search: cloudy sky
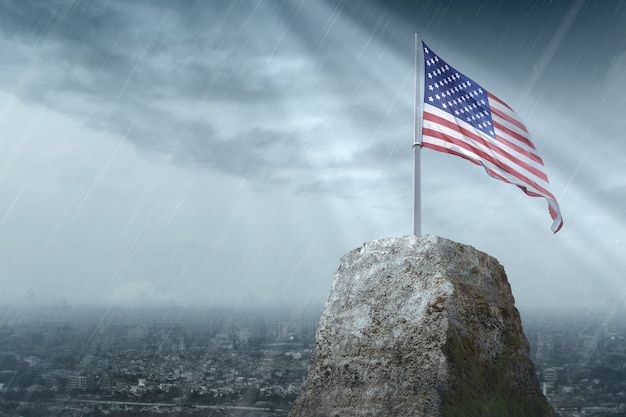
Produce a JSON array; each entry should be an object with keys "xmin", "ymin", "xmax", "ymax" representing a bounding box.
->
[{"xmin": 0, "ymin": 0, "xmax": 624, "ymax": 311}]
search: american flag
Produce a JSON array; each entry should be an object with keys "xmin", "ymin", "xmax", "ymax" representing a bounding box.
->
[{"xmin": 419, "ymin": 41, "xmax": 563, "ymax": 233}]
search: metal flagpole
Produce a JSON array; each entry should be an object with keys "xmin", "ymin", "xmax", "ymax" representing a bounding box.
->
[{"xmin": 413, "ymin": 32, "xmax": 423, "ymax": 236}]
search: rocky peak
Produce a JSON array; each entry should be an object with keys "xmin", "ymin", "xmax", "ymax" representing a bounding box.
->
[{"xmin": 289, "ymin": 235, "xmax": 553, "ymax": 417}]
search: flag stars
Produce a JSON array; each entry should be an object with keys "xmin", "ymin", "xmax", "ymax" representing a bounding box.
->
[{"xmin": 424, "ymin": 47, "xmax": 492, "ymax": 135}]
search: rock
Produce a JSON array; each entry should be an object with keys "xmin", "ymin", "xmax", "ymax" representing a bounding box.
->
[{"xmin": 289, "ymin": 235, "xmax": 554, "ymax": 417}]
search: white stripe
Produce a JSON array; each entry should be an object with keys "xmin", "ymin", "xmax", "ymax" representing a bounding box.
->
[
  {"xmin": 492, "ymin": 114, "xmax": 533, "ymax": 148},
  {"xmin": 493, "ymin": 121, "xmax": 538, "ymax": 158},
  {"xmin": 488, "ymin": 97, "xmax": 526, "ymax": 129},
  {"xmin": 423, "ymin": 104, "xmax": 548, "ymax": 184},
  {"xmin": 488, "ymin": 98, "xmax": 533, "ymax": 143},
  {"xmin": 423, "ymin": 134, "xmax": 549, "ymax": 198}
]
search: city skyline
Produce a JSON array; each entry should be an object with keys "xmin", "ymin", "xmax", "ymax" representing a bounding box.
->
[{"xmin": 0, "ymin": 304, "xmax": 624, "ymax": 417}]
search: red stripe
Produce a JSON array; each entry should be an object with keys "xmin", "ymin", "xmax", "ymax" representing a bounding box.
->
[
  {"xmin": 423, "ymin": 112, "xmax": 548, "ymax": 182},
  {"xmin": 485, "ymin": 168, "xmax": 544, "ymax": 198},
  {"xmin": 549, "ymin": 205, "xmax": 563, "ymax": 233},
  {"xmin": 421, "ymin": 142, "xmax": 482, "ymax": 168},
  {"xmin": 422, "ymin": 126, "xmax": 555, "ymax": 199},
  {"xmin": 493, "ymin": 119, "xmax": 538, "ymax": 153},
  {"xmin": 487, "ymin": 98, "xmax": 563, "ymax": 231},
  {"xmin": 487, "ymin": 92, "xmax": 529, "ymax": 134},
  {"xmin": 490, "ymin": 105, "xmax": 530, "ymax": 137},
  {"xmin": 424, "ymin": 142, "xmax": 563, "ymax": 208},
  {"xmin": 487, "ymin": 92, "xmax": 514, "ymax": 112},
  {"xmin": 424, "ymin": 138, "xmax": 555, "ymax": 202},
  {"xmin": 485, "ymin": 167, "xmax": 512, "ymax": 184}
]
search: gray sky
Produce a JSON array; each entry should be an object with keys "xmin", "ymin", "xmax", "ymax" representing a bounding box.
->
[{"xmin": 0, "ymin": 0, "xmax": 624, "ymax": 311}]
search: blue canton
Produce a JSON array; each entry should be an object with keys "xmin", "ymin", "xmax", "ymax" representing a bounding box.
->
[{"xmin": 423, "ymin": 42, "xmax": 495, "ymax": 138}]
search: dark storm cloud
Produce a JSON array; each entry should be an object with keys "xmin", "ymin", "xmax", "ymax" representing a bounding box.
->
[
  {"xmin": 172, "ymin": 127, "xmax": 313, "ymax": 180},
  {"xmin": 0, "ymin": 1, "xmax": 129, "ymax": 73},
  {"xmin": 361, "ymin": 0, "xmax": 626, "ymax": 87},
  {"xmin": 0, "ymin": 1, "xmax": 328, "ymax": 185},
  {"xmin": 81, "ymin": 101, "xmax": 315, "ymax": 182},
  {"xmin": 2, "ymin": 0, "xmax": 624, "ymax": 206},
  {"xmin": 0, "ymin": 0, "xmax": 423, "ymax": 196},
  {"xmin": 1, "ymin": 0, "xmax": 625, "ymax": 309},
  {"xmin": 0, "ymin": 0, "xmax": 626, "ymax": 203},
  {"xmin": 0, "ymin": 0, "xmax": 288, "ymax": 102}
]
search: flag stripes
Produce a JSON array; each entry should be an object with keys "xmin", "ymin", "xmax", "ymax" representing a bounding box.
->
[
  {"xmin": 419, "ymin": 41, "xmax": 563, "ymax": 233},
  {"xmin": 422, "ymin": 109, "xmax": 548, "ymax": 182}
]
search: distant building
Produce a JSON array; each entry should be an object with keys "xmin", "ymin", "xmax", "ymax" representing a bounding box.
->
[
  {"xmin": 237, "ymin": 329, "xmax": 252, "ymax": 342},
  {"xmin": 68, "ymin": 375, "xmax": 88, "ymax": 390},
  {"xmin": 68, "ymin": 374, "xmax": 96, "ymax": 391},
  {"xmin": 23, "ymin": 355, "xmax": 42, "ymax": 368},
  {"xmin": 97, "ymin": 373, "xmax": 111, "ymax": 392},
  {"xmin": 543, "ymin": 368, "xmax": 558, "ymax": 393}
]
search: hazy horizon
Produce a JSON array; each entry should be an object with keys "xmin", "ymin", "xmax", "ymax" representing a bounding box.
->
[{"xmin": 2, "ymin": 296, "xmax": 625, "ymax": 318}]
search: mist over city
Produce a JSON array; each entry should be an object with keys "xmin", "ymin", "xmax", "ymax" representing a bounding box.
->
[{"xmin": 1, "ymin": 1, "xmax": 625, "ymax": 416}]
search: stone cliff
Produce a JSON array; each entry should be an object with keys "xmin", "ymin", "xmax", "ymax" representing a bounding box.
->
[{"xmin": 289, "ymin": 235, "xmax": 553, "ymax": 417}]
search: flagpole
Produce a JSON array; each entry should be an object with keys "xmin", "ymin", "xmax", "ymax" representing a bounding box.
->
[{"xmin": 413, "ymin": 32, "xmax": 423, "ymax": 236}]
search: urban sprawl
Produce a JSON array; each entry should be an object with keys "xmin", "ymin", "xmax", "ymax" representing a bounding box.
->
[{"xmin": 0, "ymin": 306, "xmax": 625, "ymax": 417}]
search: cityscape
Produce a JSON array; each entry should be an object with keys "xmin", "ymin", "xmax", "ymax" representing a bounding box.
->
[
  {"xmin": 0, "ymin": 305, "xmax": 624, "ymax": 417},
  {"xmin": 523, "ymin": 308, "xmax": 626, "ymax": 417}
]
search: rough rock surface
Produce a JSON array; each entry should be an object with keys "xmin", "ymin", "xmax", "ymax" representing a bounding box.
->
[{"xmin": 289, "ymin": 235, "xmax": 553, "ymax": 417}]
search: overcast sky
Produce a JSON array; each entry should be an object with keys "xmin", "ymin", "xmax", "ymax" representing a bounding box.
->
[{"xmin": 0, "ymin": 0, "xmax": 624, "ymax": 312}]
